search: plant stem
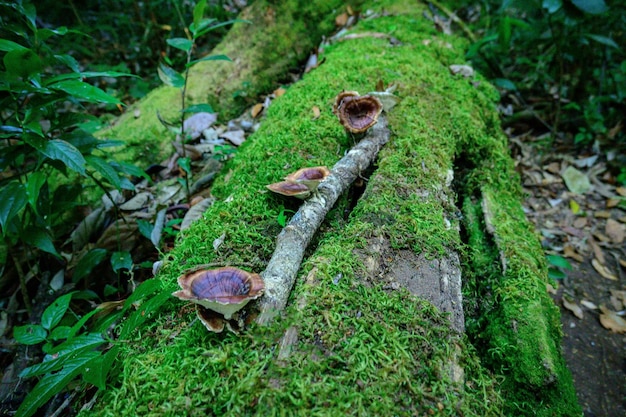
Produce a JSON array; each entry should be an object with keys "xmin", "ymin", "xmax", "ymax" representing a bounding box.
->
[
  {"xmin": 11, "ymin": 248, "xmax": 32, "ymax": 314},
  {"xmin": 178, "ymin": 46, "xmax": 193, "ymax": 203}
]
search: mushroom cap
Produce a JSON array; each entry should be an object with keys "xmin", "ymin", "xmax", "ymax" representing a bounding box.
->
[
  {"xmin": 196, "ymin": 305, "xmax": 226, "ymax": 333},
  {"xmin": 333, "ymin": 91, "xmax": 383, "ymax": 134},
  {"xmin": 284, "ymin": 166, "xmax": 330, "ymax": 190},
  {"xmin": 266, "ymin": 181, "xmax": 312, "ymax": 199},
  {"xmin": 172, "ymin": 267, "xmax": 264, "ymax": 319}
]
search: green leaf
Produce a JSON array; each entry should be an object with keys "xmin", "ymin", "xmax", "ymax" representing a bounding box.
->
[
  {"xmin": 177, "ymin": 157, "xmax": 192, "ymax": 175},
  {"xmin": 542, "ymin": 0, "xmax": 562, "ymax": 13},
  {"xmin": 111, "ymin": 161, "xmax": 150, "ymax": 182},
  {"xmin": 47, "ymin": 332, "xmax": 105, "ymax": 356},
  {"xmin": 49, "ymin": 79, "xmax": 122, "ymax": 105},
  {"xmin": 41, "ymin": 293, "xmax": 74, "ymax": 330},
  {"xmin": 192, "ymin": 19, "xmax": 250, "ymax": 39},
  {"xmin": 37, "ymin": 26, "xmax": 68, "ymax": 41},
  {"xmin": 136, "ymin": 219, "xmax": 154, "ymax": 240},
  {"xmin": 45, "ymin": 71, "xmax": 136, "ymax": 86},
  {"xmin": 73, "ymin": 248, "xmax": 108, "ymax": 283},
  {"xmin": 0, "ymin": 39, "xmax": 28, "ymax": 52},
  {"xmin": 120, "ymin": 288, "xmax": 171, "ymax": 339},
  {"xmin": 111, "ymin": 251, "xmax": 133, "ymax": 272},
  {"xmin": 123, "ymin": 278, "xmax": 163, "ymax": 311},
  {"xmin": 22, "ymin": 227, "xmax": 61, "ymax": 259},
  {"xmin": 193, "ymin": 0, "xmax": 208, "ymax": 32},
  {"xmin": 157, "ymin": 62, "xmax": 185, "ymax": 88},
  {"xmin": 584, "ymin": 34, "xmax": 619, "ymax": 48},
  {"xmin": 83, "ymin": 345, "xmax": 119, "ymax": 390},
  {"xmin": 68, "ymin": 307, "xmax": 103, "ymax": 339},
  {"xmin": 54, "ymin": 54, "xmax": 81, "ymax": 72},
  {"xmin": 19, "ymin": 351, "xmax": 69, "ymax": 379},
  {"xmin": 22, "ymin": 3, "xmax": 37, "ymax": 31},
  {"xmin": 493, "ymin": 78, "xmax": 517, "ymax": 91},
  {"xmin": 0, "ymin": 181, "xmax": 28, "ymax": 234},
  {"xmin": 15, "ymin": 350, "xmax": 101, "ymax": 417},
  {"xmin": 42, "ymin": 139, "xmax": 86, "ymax": 175},
  {"xmin": 14, "ymin": 324, "xmax": 47, "ymax": 345},
  {"xmin": 190, "ymin": 17, "xmax": 217, "ymax": 37},
  {"xmin": 85, "ymin": 155, "xmax": 122, "ymax": 189},
  {"xmin": 183, "ymin": 103, "xmax": 214, "ymax": 113},
  {"xmin": 167, "ymin": 37, "xmax": 193, "ymax": 52},
  {"xmin": 546, "ymin": 255, "xmax": 573, "ymax": 270},
  {"xmin": 49, "ymin": 326, "xmax": 72, "ymax": 341},
  {"xmin": 571, "ymin": 0, "xmax": 608, "ymax": 14},
  {"xmin": 188, "ymin": 54, "xmax": 232, "ymax": 67},
  {"xmin": 3, "ymin": 49, "xmax": 42, "ymax": 79},
  {"xmin": 25, "ymin": 172, "xmax": 47, "ymax": 212},
  {"xmin": 548, "ymin": 268, "xmax": 566, "ymax": 280}
]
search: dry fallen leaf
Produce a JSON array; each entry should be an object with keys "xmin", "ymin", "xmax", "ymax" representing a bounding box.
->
[
  {"xmin": 546, "ymin": 282, "xmax": 557, "ymax": 295},
  {"xmin": 616, "ymin": 186, "xmax": 626, "ymax": 197},
  {"xmin": 220, "ymin": 130, "xmax": 246, "ymax": 146},
  {"xmin": 562, "ymin": 166, "xmax": 592, "ymax": 194},
  {"xmin": 562, "ymin": 297, "xmax": 584, "ymax": 319},
  {"xmin": 580, "ymin": 300, "xmax": 598, "ymax": 310},
  {"xmin": 180, "ymin": 197, "xmax": 214, "ymax": 231},
  {"xmin": 273, "ymin": 87, "xmax": 286, "ymax": 98},
  {"xmin": 599, "ymin": 305, "xmax": 626, "ymax": 333},
  {"xmin": 311, "ymin": 106, "xmax": 321, "ymax": 120},
  {"xmin": 251, "ymin": 103, "xmax": 264, "ymax": 118},
  {"xmin": 563, "ymin": 245, "xmax": 584, "ymax": 263},
  {"xmin": 607, "ymin": 198, "xmax": 621, "ymax": 208},
  {"xmin": 594, "ymin": 210, "xmax": 611, "ymax": 218},
  {"xmin": 335, "ymin": 12, "xmax": 348, "ymax": 26},
  {"xmin": 606, "ymin": 218, "xmax": 625, "ymax": 244},
  {"xmin": 573, "ymin": 217, "xmax": 587, "ymax": 229},
  {"xmin": 449, "ymin": 64, "xmax": 474, "ymax": 78},
  {"xmin": 591, "ymin": 258, "xmax": 618, "ymax": 281},
  {"xmin": 588, "ymin": 236, "xmax": 606, "ymax": 264}
]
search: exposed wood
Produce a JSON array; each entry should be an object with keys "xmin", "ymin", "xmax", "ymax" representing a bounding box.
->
[{"xmin": 257, "ymin": 118, "xmax": 390, "ymax": 324}]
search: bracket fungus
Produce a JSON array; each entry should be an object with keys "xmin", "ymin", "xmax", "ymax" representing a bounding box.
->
[
  {"xmin": 333, "ymin": 91, "xmax": 383, "ymax": 134},
  {"xmin": 266, "ymin": 181, "xmax": 312, "ymax": 199},
  {"xmin": 283, "ymin": 166, "xmax": 330, "ymax": 191},
  {"xmin": 266, "ymin": 166, "xmax": 330, "ymax": 199},
  {"xmin": 172, "ymin": 267, "xmax": 264, "ymax": 322}
]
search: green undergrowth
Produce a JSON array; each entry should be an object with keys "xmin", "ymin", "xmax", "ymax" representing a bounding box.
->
[{"xmin": 86, "ymin": 0, "xmax": 579, "ymax": 415}]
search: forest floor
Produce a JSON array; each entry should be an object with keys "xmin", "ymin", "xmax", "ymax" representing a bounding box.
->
[{"xmin": 511, "ymin": 131, "xmax": 626, "ymax": 417}]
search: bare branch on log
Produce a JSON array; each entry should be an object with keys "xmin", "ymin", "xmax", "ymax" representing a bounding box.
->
[{"xmin": 256, "ymin": 117, "xmax": 390, "ymax": 324}]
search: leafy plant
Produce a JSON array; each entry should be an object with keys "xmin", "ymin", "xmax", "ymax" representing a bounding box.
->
[
  {"xmin": 156, "ymin": 0, "xmax": 248, "ymax": 201},
  {"xmin": 546, "ymin": 254, "xmax": 573, "ymax": 280},
  {"xmin": 0, "ymin": 1, "xmax": 142, "ymax": 306},
  {"xmin": 13, "ymin": 279, "xmax": 170, "ymax": 417},
  {"xmin": 462, "ymin": 0, "xmax": 625, "ymax": 148}
]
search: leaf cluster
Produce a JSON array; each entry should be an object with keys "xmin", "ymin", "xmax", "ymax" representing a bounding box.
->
[{"xmin": 462, "ymin": 0, "xmax": 625, "ymax": 151}]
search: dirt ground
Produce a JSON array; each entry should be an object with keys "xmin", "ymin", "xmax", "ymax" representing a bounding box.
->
[{"xmin": 514, "ymin": 136, "xmax": 626, "ymax": 417}]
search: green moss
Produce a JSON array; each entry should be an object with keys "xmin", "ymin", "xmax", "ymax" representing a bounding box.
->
[{"xmin": 86, "ymin": 0, "xmax": 579, "ymax": 415}]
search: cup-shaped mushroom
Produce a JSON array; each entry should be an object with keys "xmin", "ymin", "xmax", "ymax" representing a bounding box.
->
[
  {"xmin": 172, "ymin": 267, "xmax": 264, "ymax": 319},
  {"xmin": 333, "ymin": 91, "xmax": 383, "ymax": 134},
  {"xmin": 284, "ymin": 166, "xmax": 330, "ymax": 191},
  {"xmin": 266, "ymin": 181, "xmax": 312, "ymax": 199},
  {"xmin": 196, "ymin": 305, "xmax": 226, "ymax": 333}
]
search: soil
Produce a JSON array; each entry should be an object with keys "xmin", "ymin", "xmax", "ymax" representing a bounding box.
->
[
  {"xmin": 515, "ymin": 137, "xmax": 626, "ymax": 417},
  {"xmin": 554, "ymin": 264, "xmax": 626, "ymax": 417}
]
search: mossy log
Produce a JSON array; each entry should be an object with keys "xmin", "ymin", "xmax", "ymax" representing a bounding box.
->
[{"xmin": 87, "ymin": 1, "xmax": 581, "ymax": 416}]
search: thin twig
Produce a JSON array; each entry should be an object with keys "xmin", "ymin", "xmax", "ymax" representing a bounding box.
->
[{"xmin": 256, "ymin": 117, "xmax": 390, "ymax": 324}]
